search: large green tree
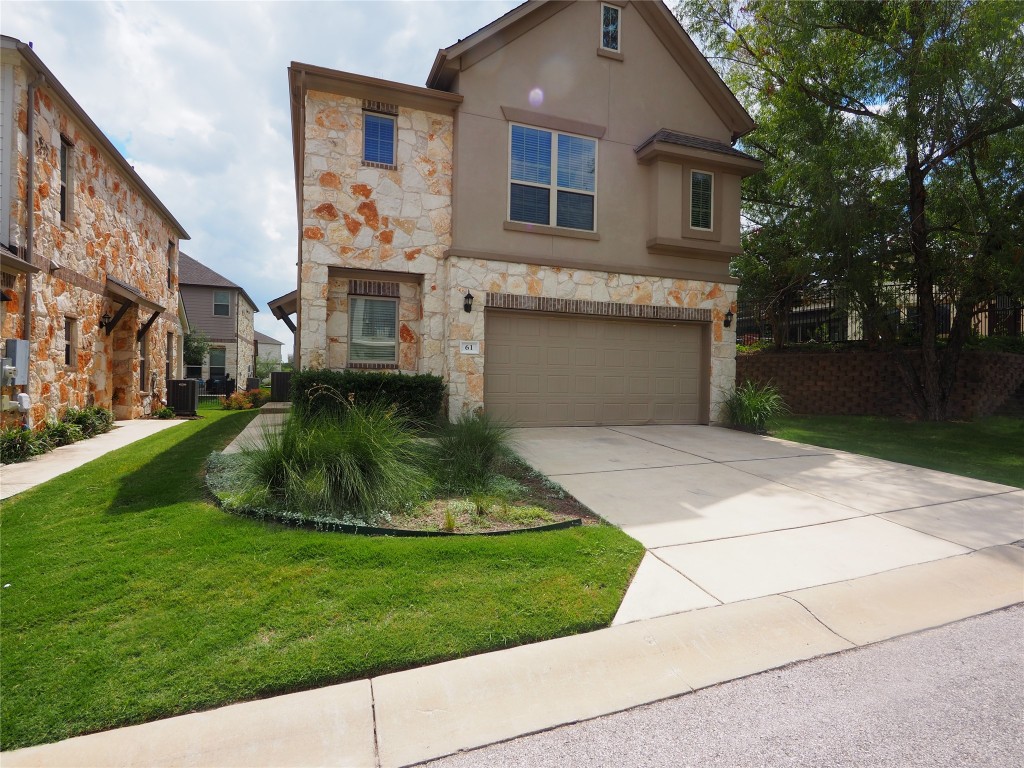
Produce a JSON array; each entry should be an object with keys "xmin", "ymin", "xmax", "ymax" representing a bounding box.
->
[{"xmin": 683, "ymin": 0, "xmax": 1024, "ymax": 419}]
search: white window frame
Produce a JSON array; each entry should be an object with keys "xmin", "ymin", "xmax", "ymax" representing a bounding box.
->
[
  {"xmin": 64, "ymin": 316, "xmax": 78, "ymax": 369},
  {"xmin": 213, "ymin": 289, "xmax": 231, "ymax": 317},
  {"xmin": 349, "ymin": 296, "xmax": 399, "ymax": 365},
  {"xmin": 600, "ymin": 3, "xmax": 621, "ymax": 52},
  {"xmin": 506, "ymin": 123, "xmax": 599, "ymax": 233},
  {"xmin": 690, "ymin": 169, "xmax": 714, "ymax": 231}
]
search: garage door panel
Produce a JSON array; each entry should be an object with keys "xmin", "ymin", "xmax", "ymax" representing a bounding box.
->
[{"xmin": 485, "ymin": 310, "xmax": 704, "ymax": 427}]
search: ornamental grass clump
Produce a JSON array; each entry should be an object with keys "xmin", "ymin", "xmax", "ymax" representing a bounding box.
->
[
  {"xmin": 724, "ymin": 380, "xmax": 788, "ymax": 434},
  {"xmin": 428, "ymin": 411, "xmax": 515, "ymax": 494},
  {"xmin": 235, "ymin": 400, "xmax": 431, "ymax": 523}
]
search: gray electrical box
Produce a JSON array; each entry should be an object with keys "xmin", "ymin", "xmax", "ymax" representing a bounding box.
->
[{"xmin": 3, "ymin": 339, "xmax": 29, "ymax": 385}]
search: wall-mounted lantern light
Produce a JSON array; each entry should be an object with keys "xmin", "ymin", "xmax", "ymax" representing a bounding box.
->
[
  {"xmin": 100, "ymin": 311, "xmax": 112, "ymax": 331},
  {"xmin": 463, "ymin": 291, "xmax": 474, "ymax": 313},
  {"xmin": 724, "ymin": 309, "xmax": 734, "ymax": 328}
]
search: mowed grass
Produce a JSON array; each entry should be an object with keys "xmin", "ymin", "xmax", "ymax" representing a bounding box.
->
[
  {"xmin": 772, "ymin": 415, "xmax": 1024, "ymax": 488},
  {"xmin": 0, "ymin": 410, "xmax": 643, "ymax": 750}
]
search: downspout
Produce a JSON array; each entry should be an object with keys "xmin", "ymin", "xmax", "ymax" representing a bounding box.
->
[
  {"xmin": 21, "ymin": 70, "xmax": 45, "ymax": 427},
  {"xmin": 23, "ymin": 71, "xmax": 44, "ymax": 343}
]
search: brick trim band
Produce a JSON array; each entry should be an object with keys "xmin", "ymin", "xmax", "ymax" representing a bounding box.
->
[
  {"xmin": 485, "ymin": 292, "xmax": 712, "ymax": 323},
  {"xmin": 349, "ymin": 279, "xmax": 399, "ymax": 297}
]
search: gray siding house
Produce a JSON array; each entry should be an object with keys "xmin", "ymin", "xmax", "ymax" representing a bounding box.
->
[{"xmin": 179, "ymin": 253, "xmax": 257, "ymax": 384}]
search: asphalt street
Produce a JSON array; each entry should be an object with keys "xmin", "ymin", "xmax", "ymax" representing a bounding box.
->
[{"xmin": 424, "ymin": 604, "xmax": 1024, "ymax": 768}]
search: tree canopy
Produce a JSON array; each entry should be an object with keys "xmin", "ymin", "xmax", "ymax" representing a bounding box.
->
[{"xmin": 682, "ymin": 0, "xmax": 1024, "ymax": 418}]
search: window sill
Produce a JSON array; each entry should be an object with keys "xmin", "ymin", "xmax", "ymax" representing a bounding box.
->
[
  {"xmin": 504, "ymin": 221, "xmax": 600, "ymax": 241},
  {"xmin": 597, "ymin": 47, "xmax": 623, "ymax": 62},
  {"xmin": 347, "ymin": 362, "xmax": 398, "ymax": 370},
  {"xmin": 362, "ymin": 161, "xmax": 397, "ymax": 171}
]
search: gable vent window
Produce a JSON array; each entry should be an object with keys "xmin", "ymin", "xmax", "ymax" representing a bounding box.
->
[
  {"xmin": 509, "ymin": 124, "xmax": 597, "ymax": 232},
  {"xmin": 691, "ymin": 171, "xmax": 713, "ymax": 231},
  {"xmin": 213, "ymin": 290, "xmax": 230, "ymax": 317},
  {"xmin": 601, "ymin": 4, "xmax": 621, "ymax": 52}
]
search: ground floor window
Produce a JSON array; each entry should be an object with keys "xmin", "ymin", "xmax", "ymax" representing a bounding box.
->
[
  {"xmin": 186, "ymin": 365, "xmax": 202, "ymax": 379},
  {"xmin": 64, "ymin": 317, "xmax": 78, "ymax": 369},
  {"xmin": 139, "ymin": 334, "xmax": 148, "ymax": 391},
  {"xmin": 209, "ymin": 347, "xmax": 227, "ymax": 378},
  {"xmin": 349, "ymin": 297, "xmax": 397, "ymax": 363}
]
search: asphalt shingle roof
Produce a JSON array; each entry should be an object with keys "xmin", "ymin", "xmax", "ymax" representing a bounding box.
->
[
  {"xmin": 635, "ymin": 129, "xmax": 758, "ymax": 162},
  {"xmin": 178, "ymin": 252, "xmax": 258, "ymax": 311}
]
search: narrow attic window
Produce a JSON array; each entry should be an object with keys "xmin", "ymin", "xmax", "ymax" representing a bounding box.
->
[
  {"xmin": 59, "ymin": 136, "xmax": 74, "ymax": 225},
  {"xmin": 601, "ymin": 4, "xmax": 621, "ymax": 52},
  {"xmin": 691, "ymin": 171, "xmax": 713, "ymax": 231}
]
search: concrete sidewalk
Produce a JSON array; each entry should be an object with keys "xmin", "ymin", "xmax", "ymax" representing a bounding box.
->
[
  {"xmin": 3, "ymin": 424, "xmax": 1022, "ymax": 767},
  {"xmin": 1, "ymin": 418, "xmax": 187, "ymax": 500}
]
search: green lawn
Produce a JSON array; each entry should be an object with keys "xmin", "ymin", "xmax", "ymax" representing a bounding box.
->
[
  {"xmin": 772, "ymin": 415, "xmax": 1024, "ymax": 488},
  {"xmin": 0, "ymin": 410, "xmax": 643, "ymax": 750}
]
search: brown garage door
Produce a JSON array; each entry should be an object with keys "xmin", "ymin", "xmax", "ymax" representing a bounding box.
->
[{"xmin": 484, "ymin": 310, "xmax": 705, "ymax": 427}]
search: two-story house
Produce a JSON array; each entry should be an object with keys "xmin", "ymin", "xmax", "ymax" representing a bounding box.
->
[
  {"xmin": 178, "ymin": 253, "xmax": 257, "ymax": 385},
  {"xmin": 0, "ymin": 36, "xmax": 189, "ymax": 425},
  {"xmin": 280, "ymin": 0, "xmax": 760, "ymax": 425}
]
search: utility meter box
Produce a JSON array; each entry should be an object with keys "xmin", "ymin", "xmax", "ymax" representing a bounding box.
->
[{"xmin": 3, "ymin": 339, "xmax": 29, "ymax": 385}]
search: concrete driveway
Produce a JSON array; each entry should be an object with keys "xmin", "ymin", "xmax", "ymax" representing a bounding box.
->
[{"xmin": 513, "ymin": 426, "xmax": 1023, "ymax": 624}]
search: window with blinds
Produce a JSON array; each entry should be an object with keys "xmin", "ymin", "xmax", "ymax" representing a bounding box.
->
[
  {"xmin": 363, "ymin": 113, "xmax": 396, "ymax": 166},
  {"xmin": 509, "ymin": 124, "xmax": 597, "ymax": 231},
  {"xmin": 350, "ymin": 297, "xmax": 398, "ymax": 363},
  {"xmin": 691, "ymin": 170, "xmax": 713, "ymax": 230}
]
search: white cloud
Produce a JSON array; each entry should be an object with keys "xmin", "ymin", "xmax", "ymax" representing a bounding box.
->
[{"xmin": 3, "ymin": 0, "xmax": 520, "ymax": 346}]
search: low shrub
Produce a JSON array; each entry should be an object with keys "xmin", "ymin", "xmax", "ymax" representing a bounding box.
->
[
  {"xmin": 233, "ymin": 401, "xmax": 431, "ymax": 522},
  {"xmin": 292, "ymin": 369, "xmax": 445, "ymax": 427},
  {"xmin": 153, "ymin": 406, "xmax": 176, "ymax": 419},
  {"xmin": 428, "ymin": 411, "xmax": 515, "ymax": 494},
  {"xmin": 724, "ymin": 380, "xmax": 788, "ymax": 434},
  {"xmin": 63, "ymin": 406, "xmax": 115, "ymax": 438},
  {"xmin": 221, "ymin": 389, "xmax": 270, "ymax": 411},
  {"xmin": 42, "ymin": 420, "xmax": 85, "ymax": 447},
  {"xmin": 0, "ymin": 427, "xmax": 50, "ymax": 464}
]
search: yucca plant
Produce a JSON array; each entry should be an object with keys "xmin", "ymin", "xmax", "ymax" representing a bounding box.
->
[{"xmin": 724, "ymin": 380, "xmax": 788, "ymax": 434}]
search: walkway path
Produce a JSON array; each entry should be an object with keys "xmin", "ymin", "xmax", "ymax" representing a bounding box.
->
[{"xmin": 1, "ymin": 418, "xmax": 186, "ymax": 500}]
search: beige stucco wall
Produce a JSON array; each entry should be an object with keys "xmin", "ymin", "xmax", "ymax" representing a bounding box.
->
[
  {"xmin": 1, "ymin": 56, "xmax": 182, "ymax": 425},
  {"xmin": 450, "ymin": 0, "xmax": 742, "ymax": 281},
  {"xmin": 298, "ymin": 90, "xmax": 452, "ymax": 375}
]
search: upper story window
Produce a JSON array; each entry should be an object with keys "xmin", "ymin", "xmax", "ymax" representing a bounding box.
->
[
  {"xmin": 59, "ymin": 137, "xmax": 74, "ymax": 225},
  {"xmin": 363, "ymin": 113, "xmax": 396, "ymax": 166},
  {"xmin": 509, "ymin": 124, "xmax": 597, "ymax": 232},
  {"xmin": 213, "ymin": 290, "xmax": 231, "ymax": 317},
  {"xmin": 167, "ymin": 242, "xmax": 176, "ymax": 289},
  {"xmin": 349, "ymin": 297, "xmax": 397, "ymax": 364},
  {"xmin": 690, "ymin": 170, "xmax": 713, "ymax": 231},
  {"xmin": 601, "ymin": 4, "xmax": 621, "ymax": 52}
]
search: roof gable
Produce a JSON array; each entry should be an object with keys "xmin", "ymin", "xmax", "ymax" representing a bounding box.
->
[
  {"xmin": 427, "ymin": 0, "xmax": 754, "ymax": 140},
  {"xmin": 178, "ymin": 253, "xmax": 258, "ymax": 311}
]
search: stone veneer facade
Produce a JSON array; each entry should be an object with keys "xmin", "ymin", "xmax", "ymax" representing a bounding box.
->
[
  {"xmin": 1, "ymin": 47, "xmax": 184, "ymax": 426},
  {"xmin": 297, "ymin": 86, "xmax": 739, "ymax": 422},
  {"xmin": 298, "ymin": 90, "xmax": 453, "ymax": 379}
]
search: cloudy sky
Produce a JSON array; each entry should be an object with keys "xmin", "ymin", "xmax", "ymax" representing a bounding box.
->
[{"xmin": 2, "ymin": 0, "xmax": 522, "ymax": 348}]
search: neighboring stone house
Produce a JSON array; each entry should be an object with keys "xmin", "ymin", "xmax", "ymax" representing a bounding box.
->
[
  {"xmin": 178, "ymin": 253, "xmax": 257, "ymax": 384},
  {"xmin": 282, "ymin": 0, "xmax": 760, "ymax": 425},
  {"xmin": 254, "ymin": 330, "xmax": 284, "ymax": 372},
  {"xmin": 0, "ymin": 36, "xmax": 189, "ymax": 425}
]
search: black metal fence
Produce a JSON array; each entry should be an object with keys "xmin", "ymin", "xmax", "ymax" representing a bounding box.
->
[{"xmin": 736, "ymin": 287, "xmax": 1022, "ymax": 346}]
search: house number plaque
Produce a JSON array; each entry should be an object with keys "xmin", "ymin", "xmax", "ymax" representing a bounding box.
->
[{"xmin": 460, "ymin": 341, "xmax": 480, "ymax": 354}]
